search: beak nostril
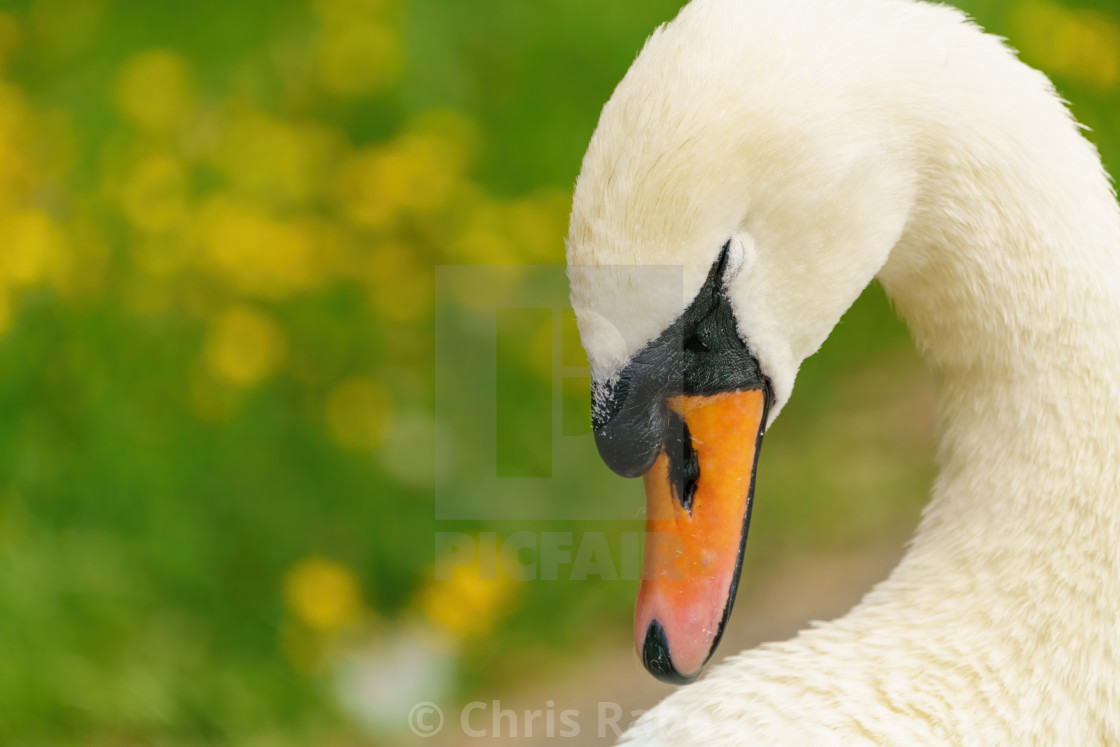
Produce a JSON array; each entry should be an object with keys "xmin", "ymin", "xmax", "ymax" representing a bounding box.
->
[
  {"xmin": 683, "ymin": 479, "xmax": 698, "ymax": 510},
  {"xmin": 665, "ymin": 410, "xmax": 701, "ymax": 513}
]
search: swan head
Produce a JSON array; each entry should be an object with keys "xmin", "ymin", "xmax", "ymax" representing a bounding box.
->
[{"xmin": 567, "ymin": 0, "xmax": 924, "ymax": 683}]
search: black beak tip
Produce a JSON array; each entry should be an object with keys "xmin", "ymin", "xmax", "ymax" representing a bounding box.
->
[{"xmin": 641, "ymin": 620, "xmax": 700, "ymax": 685}]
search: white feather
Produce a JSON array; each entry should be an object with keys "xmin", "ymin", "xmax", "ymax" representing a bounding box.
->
[{"xmin": 567, "ymin": 0, "xmax": 1120, "ymax": 743}]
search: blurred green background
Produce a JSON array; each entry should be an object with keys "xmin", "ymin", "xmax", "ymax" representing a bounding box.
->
[{"xmin": 0, "ymin": 0, "xmax": 1116, "ymax": 744}]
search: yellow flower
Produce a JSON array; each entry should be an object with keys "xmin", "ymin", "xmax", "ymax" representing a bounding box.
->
[
  {"xmin": 55, "ymin": 218, "xmax": 109, "ymax": 301},
  {"xmin": 315, "ymin": 20, "xmax": 402, "ymax": 97},
  {"xmin": 311, "ymin": 0, "xmax": 400, "ymax": 97},
  {"xmin": 1010, "ymin": 1, "xmax": 1120, "ymax": 90},
  {"xmin": 447, "ymin": 227, "xmax": 517, "ymax": 265},
  {"xmin": 211, "ymin": 108, "xmax": 340, "ymax": 206},
  {"xmin": 410, "ymin": 110, "xmax": 478, "ymax": 169},
  {"xmin": 439, "ymin": 262, "xmax": 528, "ymax": 314},
  {"xmin": 1, "ymin": 208, "xmax": 62, "ymax": 287},
  {"xmin": 446, "ymin": 189, "xmax": 570, "ymax": 265},
  {"xmin": 364, "ymin": 243, "xmax": 432, "ymax": 324},
  {"xmin": 417, "ymin": 553, "xmax": 517, "ymax": 640},
  {"xmin": 505, "ymin": 190, "xmax": 572, "ymax": 263},
  {"xmin": 116, "ymin": 50, "xmax": 196, "ymax": 131},
  {"xmin": 324, "ymin": 377, "xmax": 394, "ymax": 451},
  {"xmin": 203, "ymin": 306, "xmax": 287, "ymax": 387},
  {"xmin": 283, "ymin": 557, "xmax": 365, "ymax": 633},
  {"xmin": 338, "ymin": 113, "xmax": 476, "ymax": 228},
  {"xmin": 119, "ymin": 154, "xmax": 190, "ymax": 233},
  {"xmin": 197, "ymin": 198, "xmax": 324, "ymax": 299}
]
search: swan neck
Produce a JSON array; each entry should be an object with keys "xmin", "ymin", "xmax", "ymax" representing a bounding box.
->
[{"xmin": 877, "ymin": 113, "xmax": 1120, "ymax": 603}]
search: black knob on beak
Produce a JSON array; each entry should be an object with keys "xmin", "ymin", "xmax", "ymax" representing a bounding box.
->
[{"xmin": 592, "ymin": 379, "xmax": 665, "ymax": 478}]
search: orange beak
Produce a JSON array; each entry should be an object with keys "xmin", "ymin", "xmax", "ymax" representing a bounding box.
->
[{"xmin": 634, "ymin": 389, "xmax": 767, "ymax": 683}]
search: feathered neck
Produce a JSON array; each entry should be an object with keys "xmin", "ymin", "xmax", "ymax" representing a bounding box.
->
[
  {"xmin": 875, "ymin": 47, "xmax": 1120, "ymax": 607},
  {"xmin": 621, "ymin": 2, "xmax": 1120, "ymax": 742}
]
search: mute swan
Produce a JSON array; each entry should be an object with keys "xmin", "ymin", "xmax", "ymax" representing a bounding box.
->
[{"xmin": 566, "ymin": 0, "xmax": 1120, "ymax": 743}]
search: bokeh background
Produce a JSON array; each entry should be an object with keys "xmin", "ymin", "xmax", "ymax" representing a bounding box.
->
[{"xmin": 0, "ymin": 0, "xmax": 1117, "ymax": 744}]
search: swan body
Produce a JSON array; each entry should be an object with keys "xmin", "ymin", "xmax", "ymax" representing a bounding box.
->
[{"xmin": 566, "ymin": 0, "xmax": 1120, "ymax": 743}]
